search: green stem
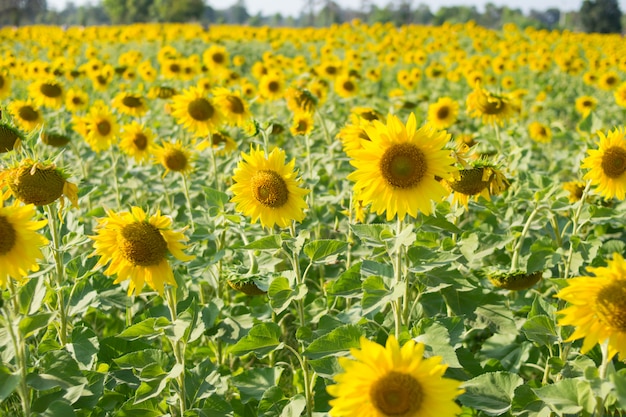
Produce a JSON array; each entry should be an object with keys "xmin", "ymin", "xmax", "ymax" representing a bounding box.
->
[
  {"xmin": 110, "ymin": 149, "xmax": 121, "ymax": 209},
  {"xmin": 165, "ymin": 287, "xmax": 187, "ymax": 416},
  {"xmin": 563, "ymin": 181, "xmax": 592, "ymax": 279},
  {"xmin": 45, "ymin": 204, "xmax": 68, "ymax": 346},
  {"xmin": 209, "ymin": 134, "xmax": 220, "ymax": 192},
  {"xmin": 289, "ymin": 224, "xmax": 306, "ymax": 328},
  {"xmin": 595, "ymin": 342, "xmax": 610, "ymax": 417},
  {"xmin": 304, "ymin": 133, "xmax": 315, "ymax": 212},
  {"xmin": 5, "ymin": 281, "xmax": 31, "ymax": 417},
  {"xmin": 394, "ymin": 218, "xmax": 405, "ymax": 337},
  {"xmin": 510, "ymin": 202, "xmax": 543, "ymax": 272},
  {"xmin": 282, "ymin": 343, "xmax": 314, "ymax": 417},
  {"xmin": 181, "ymin": 174, "xmax": 195, "ymax": 232}
]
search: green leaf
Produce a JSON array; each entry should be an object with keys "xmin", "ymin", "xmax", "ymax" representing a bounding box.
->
[
  {"xmin": 231, "ymin": 367, "xmax": 283, "ymax": 403},
  {"xmin": 610, "ymin": 370, "xmax": 626, "ymax": 409},
  {"xmin": 350, "ymin": 223, "xmax": 391, "ymax": 247},
  {"xmin": 533, "ymin": 378, "xmax": 595, "ymax": 414},
  {"xmin": 414, "ymin": 320, "xmax": 461, "ymax": 368},
  {"xmin": 230, "ymin": 322, "xmax": 282, "ymax": 358},
  {"xmin": 204, "ymin": 187, "xmax": 230, "ymax": 209},
  {"xmin": 303, "ymin": 239, "xmax": 347, "ymax": 263},
  {"xmin": 134, "ymin": 363, "xmax": 182, "ymax": 404},
  {"xmin": 39, "ymin": 400, "xmax": 76, "ymax": 417},
  {"xmin": 361, "ymin": 276, "xmax": 404, "ymax": 316},
  {"xmin": 18, "ymin": 276, "xmax": 46, "ymax": 315},
  {"xmin": 0, "ymin": 366, "xmax": 19, "ymax": 401},
  {"xmin": 303, "ymin": 325, "xmax": 362, "ymax": 360},
  {"xmin": 459, "ymin": 372, "xmax": 523, "ymax": 415},
  {"xmin": 243, "ymin": 234, "xmax": 282, "ymax": 250},
  {"xmin": 67, "ymin": 277, "xmax": 98, "ymax": 316},
  {"xmin": 66, "ymin": 326, "xmax": 100, "ymax": 370},
  {"xmin": 258, "ymin": 386, "xmax": 286, "ymax": 415},
  {"xmin": 19, "ymin": 313, "xmax": 53, "ymax": 339},
  {"xmin": 117, "ymin": 317, "xmax": 170, "ymax": 341},
  {"xmin": 268, "ymin": 276, "xmax": 307, "ymax": 315},
  {"xmin": 280, "ymin": 394, "xmax": 306, "ymax": 417},
  {"xmin": 522, "ymin": 315, "xmax": 558, "ymax": 347},
  {"xmin": 114, "ymin": 349, "xmax": 170, "ymax": 370},
  {"xmin": 327, "ymin": 262, "xmax": 362, "ymax": 297},
  {"xmin": 422, "ymin": 214, "xmax": 463, "ymax": 234},
  {"xmin": 197, "ymin": 394, "xmax": 234, "ymax": 417}
]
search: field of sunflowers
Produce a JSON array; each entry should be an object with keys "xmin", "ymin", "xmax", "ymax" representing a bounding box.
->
[{"xmin": 2, "ymin": 19, "xmax": 626, "ymax": 417}]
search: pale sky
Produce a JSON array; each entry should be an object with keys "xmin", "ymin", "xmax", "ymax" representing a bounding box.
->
[{"xmin": 47, "ymin": 0, "xmax": 626, "ymax": 17}]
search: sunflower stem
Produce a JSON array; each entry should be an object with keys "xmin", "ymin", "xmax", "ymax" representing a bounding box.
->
[
  {"xmin": 282, "ymin": 343, "xmax": 314, "ymax": 417},
  {"xmin": 510, "ymin": 201, "xmax": 542, "ymax": 272},
  {"xmin": 394, "ymin": 217, "xmax": 406, "ymax": 336},
  {"xmin": 110, "ymin": 149, "xmax": 121, "ymax": 209},
  {"xmin": 45, "ymin": 203, "xmax": 68, "ymax": 346},
  {"xmin": 304, "ymin": 133, "xmax": 315, "ymax": 215},
  {"xmin": 595, "ymin": 341, "xmax": 610, "ymax": 417},
  {"xmin": 165, "ymin": 286, "xmax": 187, "ymax": 416},
  {"xmin": 209, "ymin": 134, "xmax": 221, "ymax": 192},
  {"xmin": 181, "ymin": 173, "xmax": 195, "ymax": 232},
  {"xmin": 563, "ymin": 180, "xmax": 592, "ymax": 279}
]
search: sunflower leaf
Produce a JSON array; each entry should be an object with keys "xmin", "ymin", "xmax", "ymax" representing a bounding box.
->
[
  {"xmin": 459, "ymin": 371, "xmax": 523, "ymax": 415},
  {"xmin": 242, "ymin": 234, "xmax": 282, "ymax": 250},
  {"xmin": 532, "ymin": 378, "xmax": 595, "ymax": 414},
  {"xmin": 303, "ymin": 324, "xmax": 362, "ymax": 360},
  {"xmin": 304, "ymin": 239, "xmax": 348, "ymax": 263},
  {"xmin": 230, "ymin": 322, "xmax": 282, "ymax": 358}
]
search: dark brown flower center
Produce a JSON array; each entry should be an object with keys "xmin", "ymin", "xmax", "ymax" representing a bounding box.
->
[
  {"xmin": 601, "ymin": 146, "xmax": 626, "ymax": 178},
  {"xmin": 370, "ymin": 371, "xmax": 423, "ymax": 417},
  {"xmin": 188, "ymin": 98, "xmax": 214, "ymax": 121},
  {"xmin": 122, "ymin": 95, "xmax": 143, "ymax": 108},
  {"xmin": 0, "ymin": 75, "xmax": 4, "ymax": 89},
  {"xmin": 226, "ymin": 95, "xmax": 245, "ymax": 114},
  {"xmin": 342, "ymin": 80, "xmax": 355, "ymax": 92},
  {"xmin": 9, "ymin": 165, "xmax": 65, "ymax": 206},
  {"xmin": 133, "ymin": 133, "xmax": 148, "ymax": 150},
  {"xmin": 164, "ymin": 149, "xmax": 188, "ymax": 172},
  {"xmin": 18, "ymin": 105, "xmax": 39, "ymax": 122},
  {"xmin": 595, "ymin": 282, "xmax": 626, "ymax": 331},
  {"xmin": 268, "ymin": 81, "xmax": 280, "ymax": 93},
  {"xmin": 380, "ymin": 143, "xmax": 427, "ymax": 189},
  {"xmin": 119, "ymin": 221, "xmax": 168, "ymax": 266},
  {"xmin": 40, "ymin": 82, "xmax": 62, "ymax": 98},
  {"xmin": 97, "ymin": 120, "xmax": 111, "ymax": 136},
  {"xmin": 448, "ymin": 168, "xmax": 489, "ymax": 195},
  {"xmin": 72, "ymin": 96, "xmax": 84, "ymax": 105},
  {"xmin": 251, "ymin": 170, "xmax": 289, "ymax": 208},
  {"xmin": 436, "ymin": 105, "xmax": 450, "ymax": 120},
  {"xmin": 212, "ymin": 53, "xmax": 225, "ymax": 64},
  {"xmin": 0, "ymin": 215, "xmax": 16, "ymax": 255}
]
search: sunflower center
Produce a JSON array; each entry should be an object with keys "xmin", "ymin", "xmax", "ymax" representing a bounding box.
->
[
  {"xmin": 40, "ymin": 83, "xmax": 62, "ymax": 98},
  {"xmin": 436, "ymin": 105, "xmax": 450, "ymax": 120},
  {"xmin": 342, "ymin": 80, "xmax": 355, "ymax": 92},
  {"xmin": 268, "ymin": 81, "xmax": 280, "ymax": 93},
  {"xmin": 380, "ymin": 143, "xmax": 427, "ymax": 189},
  {"xmin": 0, "ymin": 75, "xmax": 4, "ymax": 89},
  {"xmin": 0, "ymin": 125, "xmax": 20, "ymax": 152},
  {"xmin": 212, "ymin": 132, "xmax": 227, "ymax": 145},
  {"xmin": 72, "ymin": 96, "xmax": 84, "ymax": 105},
  {"xmin": 119, "ymin": 221, "xmax": 168, "ymax": 266},
  {"xmin": 122, "ymin": 96, "xmax": 143, "ymax": 108},
  {"xmin": 601, "ymin": 146, "xmax": 626, "ymax": 178},
  {"xmin": 296, "ymin": 120, "xmax": 308, "ymax": 132},
  {"xmin": 212, "ymin": 53, "xmax": 225, "ymax": 64},
  {"xmin": 188, "ymin": 98, "xmax": 214, "ymax": 121},
  {"xmin": 10, "ymin": 165, "xmax": 65, "ymax": 206},
  {"xmin": 482, "ymin": 96, "xmax": 506, "ymax": 115},
  {"xmin": 226, "ymin": 95, "xmax": 245, "ymax": 114},
  {"xmin": 0, "ymin": 215, "xmax": 17, "ymax": 255},
  {"xmin": 164, "ymin": 149, "xmax": 188, "ymax": 172},
  {"xmin": 448, "ymin": 168, "xmax": 489, "ymax": 195},
  {"xmin": 582, "ymin": 100, "xmax": 592, "ymax": 108},
  {"xmin": 170, "ymin": 63, "xmax": 180, "ymax": 73},
  {"xmin": 251, "ymin": 170, "xmax": 289, "ymax": 208},
  {"xmin": 370, "ymin": 371, "xmax": 423, "ymax": 417},
  {"xmin": 133, "ymin": 133, "xmax": 148, "ymax": 150},
  {"xmin": 606, "ymin": 76, "xmax": 617, "ymax": 86},
  {"xmin": 18, "ymin": 105, "xmax": 39, "ymax": 122},
  {"xmin": 97, "ymin": 120, "xmax": 111, "ymax": 136},
  {"xmin": 595, "ymin": 282, "xmax": 626, "ymax": 331}
]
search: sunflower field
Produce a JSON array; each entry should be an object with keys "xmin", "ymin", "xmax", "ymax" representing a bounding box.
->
[{"xmin": 1, "ymin": 20, "xmax": 626, "ymax": 417}]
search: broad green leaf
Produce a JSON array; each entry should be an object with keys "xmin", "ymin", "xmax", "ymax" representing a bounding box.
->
[
  {"xmin": 414, "ymin": 320, "xmax": 461, "ymax": 368},
  {"xmin": 117, "ymin": 317, "xmax": 170, "ymax": 341},
  {"xmin": 243, "ymin": 234, "xmax": 282, "ymax": 250},
  {"xmin": 66, "ymin": 326, "xmax": 100, "ymax": 370},
  {"xmin": 327, "ymin": 262, "xmax": 362, "ymax": 297},
  {"xmin": 0, "ymin": 366, "xmax": 19, "ymax": 401},
  {"xmin": 422, "ymin": 214, "xmax": 463, "ymax": 234},
  {"xmin": 459, "ymin": 372, "xmax": 523, "ymax": 415},
  {"xmin": 522, "ymin": 315, "xmax": 558, "ymax": 347},
  {"xmin": 196, "ymin": 395, "xmax": 234, "ymax": 417},
  {"xmin": 303, "ymin": 324, "xmax": 362, "ymax": 360},
  {"xmin": 610, "ymin": 370, "xmax": 626, "ymax": 409},
  {"xmin": 533, "ymin": 378, "xmax": 595, "ymax": 414},
  {"xmin": 18, "ymin": 276, "xmax": 46, "ymax": 315},
  {"xmin": 280, "ymin": 394, "xmax": 306, "ymax": 417},
  {"xmin": 308, "ymin": 357, "xmax": 342, "ymax": 379},
  {"xmin": 67, "ymin": 277, "xmax": 98, "ymax": 316},
  {"xmin": 19, "ymin": 313, "xmax": 53, "ymax": 339},
  {"xmin": 230, "ymin": 322, "xmax": 282, "ymax": 358},
  {"xmin": 39, "ymin": 400, "xmax": 76, "ymax": 417},
  {"xmin": 304, "ymin": 239, "xmax": 347, "ymax": 262},
  {"xmin": 27, "ymin": 350, "xmax": 87, "ymax": 391},
  {"xmin": 231, "ymin": 367, "xmax": 283, "ymax": 403},
  {"xmin": 361, "ymin": 276, "xmax": 404, "ymax": 316},
  {"xmin": 258, "ymin": 386, "xmax": 286, "ymax": 415},
  {"xmin": 114, "ymin": 349, "xmax": 170, "ymax": 370},
  {"xmin": 268, "ymin": 276, "xmax": 307, "ymax": 314},
  {"xmin": 134, "ymin": 363, "xmax": 182, "ymax": 404},
  {"xmin": 361, "ymin": 259, "xmax": 394, "ymax": 279},
  {"xmin": 204, "ymin": 187, "xmax": 230, "ymax": 209},
  {"xmin": 350, "ymin": 223, "xmax": 391, "ymax": 247}
]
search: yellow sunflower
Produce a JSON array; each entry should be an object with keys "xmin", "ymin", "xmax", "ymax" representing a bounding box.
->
[
  {"xmin": 171, "ymin": 86, "xmax": 223, "ymax": 137},
  {"xmin": 327, "ymin": 335, "xmax": 464, "ymax": 417},
  {"xmin": 119, "ymin": 122, "xmax": 155, "ymax": 164},
  {"xmin": 427, "ymin": 97, "xmax": 459, "ymax": 130},
  {"xmin": 154, "ymin": 140, "xmax": 193, "ymax": 178},
  {"xmin": 334, "ymin": 73, "xmax": 359, "ymax": 99},
  {"xmin": 337, "ymin": 116, "xmax": 374, "ymax": 159},
  {"xmin": 290, "ymin": 112, "xmax": 314, "ymax": 136},
  {"xmin": 0, "ymin": 196, "xmax": 48, "ymax": 287},
  {"xmin": 83, "ymin": 102, "xmax": 119, "ymax": 152},
  {"xmin": 0, "ymin": 72, "xmax": 11, "ymax": 99},
  {"xmin": 0, "ymin": 123, "xmax": 23, "ymax": 153},
  {"xmin": 347, "ymin": 113, "xmax": 456, "ymax": 221},
  {"xmin": 575, "ymin": 95, "xmax": 597, "ymax": 116},
  {"xmin": 443, "ymin": 163, "xmax": 510, "ymax": 208},
  {"xmin": 65, "ymin": 88, "xmax": 89, "ymax": 113},
  {"xmin": 285, "ymin": 87, "xmax": 317, "ymax": 115},
  {"xmin": 0, "ymin": 159, "xmax": 78, "ymax": 208},
  {"xmin": 8, "ymin": 100, "xmax": 44, "ymax": 132},
  {"xmin": 112, "ymin": 92, "xmax": 149, "ymax": 118},
  {"xmin": 563, "ymin": 180, "xmax": 586, "ymax": 203},
  {"xmin": 28, "ymin": 78, "xmax": 65, "ymax": 109},
  {"xmin": 229, "ymin": 147, "xmax": 309, "ymax": 229},
  {"xmin": 556, "ymin": 253, "xmax": 626, "ymax": 361},
  {"xmin": 258, "ymin": 73, "xmax": 285, "ymax": 101},
  {"xmin": 202, "ymin": 44, "xmax": 230, "ymax": 71},
  {"xmin": 90, "ymin": 206, "xmax": 194, "ymax": 296},
  {"xmin": 581, "ymin": 127, "xmax": 626, "ymax": 200},
  {"xmin": 211, "ymin": 87, "xmax": 251, "ymax": 127},
  {"xmin": 528, "ymin": 121, "xmax": 552, "ymax": 143},
  {"xmin": 466, "ymin": 84, "xmax": 519, "ymax": 126},
  {"xmin": 598, "ymin": 71, "xmax": 620, "ymax": 91},
  {"xmin": 614, "ymin": 83, "xmax": 626, "ymax": 108}
]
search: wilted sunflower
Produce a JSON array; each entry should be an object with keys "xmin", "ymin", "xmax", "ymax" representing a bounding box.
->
[
  {"xmin": 196, "ymin": 131, "xmax": 237, "ymax": 156},
  {"xmin": 229, "ymin": 147, "xmax": 309, "ymax": 229},
  {"xmin": 119, "ymin": 122, "xmax": 155, "ymax": 164},
  {"xmin": 427, "ymin": 97, "xmax": 459, "ymax": 130},
  {"xmin": 171, "ymin": 86, "xmax": 223, "ymax": 137},
  {"xmin": 581, "ymin": 127, "xmax": 626, "ymax": 200},
  {"xmin": 28, "ymin": 78, "xmax": 65, "ymax": 109},
  {"xmin": 290, "ymin": 112, "xmax": 314, "ymax": 136},
  {"xmin": 0, "ymin": 159, "xmax": 78, "ymax": 208},
  {"xmin": 0, "ymin": 123, "xmax": 23, "ymax": 153},
  {"xmin": 575, "ymin": 95, "xmax": 598, "ymax": 116},
  {"xmin": 443, "ymin": 163, "xmax": 510, "ymax": 208},
  {"xmin": 466, "ymin": 84, "xmax": 519, "ymax": 126},
  {"xmin": 327, "ymin": 335, "xmax": 464, "ymax": 417},
  {"xmin": 347, "ymin": 113, "xmax": 456, "ymax": 221},
  {"xmin": 154, "ymin": 140, "xmax": 193, "ymax": 177},
  {"xmin": 528, "ymin": 121, "xmax": 552, "ymax": 143},
  {"xmin": 556, "ymin": 253, "xmax": 626, "ymax": 361},
  {"xmin": 90, "ymin": 207, "xmax": 194, "ymax": 296},
  {"xmin": 211, "ymin": 87, "xmax": 251, "ymax": 127},
  {"xmin": 285, "ymin": 87, "xmax": 317, "ymax": 115},
  {"xmin": 112, "ymin": 92, "xmax": 149, "ymax": 117},
  {"xmin": 8, "ymin": 100, "xmax": 44, "ymax": 132},
  {"xmin": 0, "ymin": 196, "xmax": 48, "ymax": 287}
]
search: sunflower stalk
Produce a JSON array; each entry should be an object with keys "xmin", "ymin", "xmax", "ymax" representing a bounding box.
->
[
  {"xmin": 562, "ymin": 180, "xmax": 592, "ymax": 280},
  {"xmin": 181, "ymin": 174, "xmax": 195, "ymax": 232},
  {"xmin": 165, "ymin": 286, "xmax": 187, "ymax": 416},
  {"xmin": 594, "ymin": 342, "xmax": 610, "ymax": 417},
  {"xmin": 394, "ymin": 217, "xmax": 406, "ymax": 338},
  {"xmin": 109, "ymin": 149, "xmax": 122, "ymax": 209},
  {"xmin": 510, "ymin": 201, "xmax": 544, "ymax": 272},
  {"xmin": 5, "ymin": 280, "xmax": 31, "ymax": 417},
  {"xmin": 45, "ymin": 203, "xmax": 68, "ymax": 346},
  {"xmin": 282, "ymin": 343, "xmax": 314, "ymax": 417}
]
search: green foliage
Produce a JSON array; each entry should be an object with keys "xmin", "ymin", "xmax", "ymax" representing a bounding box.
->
[{"xmin": 580, "ymin": 0, "xmax": 623, "ymax": 33}]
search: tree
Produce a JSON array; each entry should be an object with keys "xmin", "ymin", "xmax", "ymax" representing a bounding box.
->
[
  {"xmin": 580, "ymin": 0, "xmax": 622, "ymax": 33},
  {"xmin": 152, "ymin": 0, "xmax": 204, "ymax": 22},
  {"xmin": 0, "ymin": 0, "xmax": 47, "ymax": 26}
]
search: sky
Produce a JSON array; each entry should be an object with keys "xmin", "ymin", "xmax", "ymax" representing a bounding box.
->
[{"xmin": 46, "ymin": 0, "xmax": 626, "ymax": 17}]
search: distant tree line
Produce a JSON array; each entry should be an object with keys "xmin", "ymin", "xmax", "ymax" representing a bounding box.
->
[{"xmin": 0, "ymin": 0, "xmax": 622, "ymax": 33}]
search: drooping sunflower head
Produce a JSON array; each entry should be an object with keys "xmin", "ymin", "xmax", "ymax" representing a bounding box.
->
[
  {"xmin": 154, "ymin": 140, "xmax": 193, "ymax": 177},
  {"xmin": 0, "ymin": 123, "xmax": 23, "ymax": 153},
  {"xmin": 148, "ymin": 85, "xmax": 177, "ymax": 100},
  {"xmin": 112, "ymin": 91, "xmax": 149, "ymax": 117},
  {"xmin": 0, "ymin": 159, "xmax": 78, "ymax": 208},
  {"xmin": 466, "ymin": 84, "xmax": 519, "ymax": 126},
  {"xmin": 40, "ymin": 130, "xmax": 71, "ymax": 148},
  {"xmin": 171, "ymin": 86, "xmax": 223, "ymax": 137},
  {"xmin": 327, "ymin": 335, "xmax": 463, "ymax": 417},
  {"xmin": 285, "ymin": 87, "xmax": 317, "ymax": 115},
  {"xmin": 90, "ymin": 206, "xmax": 194, "ymax": 296},
  {"xmin": 7, "ymin": 99, "xmax": 44, "ymax": 132},
  {"xmin": 427, "ymin": 96, "xmax": 459, "ymax": 130},
  {"xmin": 487, "ymin": 269, "xmax": 543, "ymax": 291},
  {"xmin": 229, "ymin": 146, "xmax": 309, "ymax": 229},
  {"xmin": 196, "ymin": 130, "xmax": 237, "ymax": 156},
  {"xmin": 443, "ymin": 162, "xmax": 510, "ymax": 208},
  {"xmin": 582, "ymin": 127, "xmax": 626, "ymax": 200}
]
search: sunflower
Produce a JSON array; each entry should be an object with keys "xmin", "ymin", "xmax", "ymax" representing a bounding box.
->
[
  {"xmin": 0, "ymin": 123, "xmax": 23, "ymax": 153},
  {"xmin": 40, "ymin": 131, "xmax": 71, "ymax": 148},
  {"xmin": 443, "ymin": 163, "xmax": 510, "ymax": 208},
  {"xmin": 347, "ymin": 113, "xmax": 456, "ymax": 221},
  {"xmin": 614, "ymin": 83, "xmax": 626, "ymax": 108},
  {"xmin": 28, "ymin": 78, "xmax": 65, "ymax": 109},
  {"xmin": 229, "ymin": 147, "xmax": 309, "ymax": 229},
  {"xmin": 528, "ymin": 121, "xmax": 552, "ymax": 143},
  {"xmin": 0, "ymin": 197, "xmax": 48, "ymax": 287},
  {"xmin": 327, "ymin": 335, "xmax": 463, "ymax": 417},
  {"xmin": 598, "ymin": 71, "xmax": 620, "ymax": 91},
  {"xmin": 258, "ymin": 73, "xmax": 285, "ymax": 101},
  {"xmin": 466, "ymin": 84, "xmax": 519, "ymax": 126},
  {"xmin": 337, "ymin": 116, "xmax": 374, "ymax": 159},
  {"xmin": 154, "ymin": 140, "xmax": 193, "ymax": 178},
  {"xmin": 334, "ymin": 73, "xmax": 359, "ymax": 99},
  {"xmin": 7, "ymin": 100, "xmax": 44, "ymax": 132},
  {"xmin": 285, "ymin": 87, "xmax": 317, "ymax": 115},
  {"xmin": 112, "ymin": 92, "xmax": 149, "ymax": 117},
  {"xmin": 65, "ymin": 88, "xmax": 89, "ymax": 113},
  {"xmin": 211, "ymin": 87, "xmax": 251, "ymax": 127},
  {"xmin": 119, "ymin": 122, "xmax": 155, "ymax": 164},
  {"xmin": 90, "ymin": 206, "xmax": 194, "ymax": 296},
  {"xmin": 563, "ymin": 180, "xmax": 586, "ymax": 203},
  {"xmin": 575, "ymin": 95, "xmax": 597, "ymax": 116},
  {"xmin": 290, "ymin": 112, "xmax": 314, "ymax": 136},
  {"xmin": 196, "ymin": 130, "xmax": 237, "ymax": 156},
  {"xmin": 427, "ymin": 97, "xmax": 459, "ymax": 130},
  {"xmin": 148, "ymin": 85, "xmax": 177, "ymax": 100},
  {"xmin": 170, "ymin": 86, "xmax": 223, "ymax": 137},
  {"xmin": 556, "ymin": 253, "xmax": 626, "ymax": 361},
  {"xmin": 202, "ymin": 44, "xmax": 230, "ymax": 71},
  {"xmin": 82, "ymin": 102, "xmax": 119, "ymax": 152},
  {"xmin": 581, "ymin": 127, "xmax": 626, "ymax": 200},
  {"xmin": 0, "ymin": 72, "xmax": 12, "ymax": 99},
  {"xmin": 0, "ymin": 159, "xmax": 78, "ymax": 208}
]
